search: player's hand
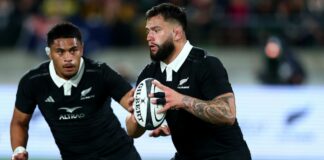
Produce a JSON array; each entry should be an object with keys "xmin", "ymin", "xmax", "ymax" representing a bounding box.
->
[
  {"xmin": 149, "ymin": 124, "xmax": 170, "ymax": 137},
  {"xmin": 150, "ymin": 80, "xmax": 185, "ymax": 113},
  {"xmin": 126, "ymin": 88, "xmax": 137, "ymax": 126},
  {"xmin": 126, "ymin": 112, "xmax": 136, "ymax": 123},
  {"xmin": 126, "ymin": 88, "xmax": 146, "ymax": 138},
  {"xmin": 127, "ymin": 88, "xmax": 135, "ymax": 111},
  {"xmin": 11, "ymin": 150, "xmax": 28, "ymax": 160}
]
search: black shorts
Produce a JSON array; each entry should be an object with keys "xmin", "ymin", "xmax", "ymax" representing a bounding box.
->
[
  {"xmin": 62, "ymin": 144, "xmax": 141, "ymax": 160},
  {"xmin": 102, "ymin": 144, "xmax": 142, "ymax": 160},
  {"xmin": 171, "ymin": 147, "xmax": 251, "ymax": 160}
]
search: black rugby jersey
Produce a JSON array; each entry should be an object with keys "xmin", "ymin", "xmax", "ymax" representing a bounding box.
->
[
  {"xmin": 15, "ymin": 57, "xmax": 140, "ymax": 160},
  {"xmin": 137, "ymin": 47, "xmax": 250, "ymax": 160}
]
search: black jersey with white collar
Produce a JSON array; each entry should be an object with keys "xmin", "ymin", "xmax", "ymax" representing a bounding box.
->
[
  {"xmin": 15, "ymin": 57, "xmax": 140, "ymax": 160},
  {"xmin": 137, "ymin": 47, "xmax": 250, "ymax": 160}
]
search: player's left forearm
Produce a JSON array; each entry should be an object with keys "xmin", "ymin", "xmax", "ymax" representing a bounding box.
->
[{"xmin": 182, "ymin": 93, "xmax": 236, "ymax": 125}]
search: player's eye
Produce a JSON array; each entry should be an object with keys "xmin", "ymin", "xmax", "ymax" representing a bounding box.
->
[
  {"xmin": 55, "ymin": 49, "xmax": 64, "ymax": 55},
  {"xmin": 69, "ymin": 48, "xmax": 78, "ymax": 54},
  {"xmin": 153, "ymin": 28, "xmax": 160, "ymax": 33},
  {"xmin": 146, "ymin": 27, "xmax": 161, "ymax": 35}
]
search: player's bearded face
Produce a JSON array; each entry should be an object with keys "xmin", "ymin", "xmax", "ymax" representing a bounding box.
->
[{"xmin": 150, "ymin": 36, "xmax": 174, "ymax": 61}]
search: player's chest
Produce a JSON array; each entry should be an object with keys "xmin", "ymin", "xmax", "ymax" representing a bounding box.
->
[
  {"xmin": 36, "ymin": 84, "xmax": 106, "ymax": 120},
  {"xmin": 154, "ymin": 68, "xmax": 199, "ymax": 96}
]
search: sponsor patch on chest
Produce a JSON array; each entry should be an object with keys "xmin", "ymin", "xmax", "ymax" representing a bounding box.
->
[{"xmin": 58, "ymin": 106, "xmax": 85, "ymax": 120}]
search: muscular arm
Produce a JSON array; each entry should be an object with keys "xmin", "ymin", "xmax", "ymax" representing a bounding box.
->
[
  {"xmin": 10, "ymin": 107, "xmax": 32, "ymax": 151},
  {"xmin": 182, "ymin": 92, "xmax": 236, "ymax": 125},
  {"xmin": 152, "ymin": 80, "xmax": 236, "ymax": 125}
]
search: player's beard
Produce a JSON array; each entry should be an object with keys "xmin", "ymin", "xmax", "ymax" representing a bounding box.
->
[{"xmin": 150, "ymin": 37, "xmax": 174, "ymax": 62}]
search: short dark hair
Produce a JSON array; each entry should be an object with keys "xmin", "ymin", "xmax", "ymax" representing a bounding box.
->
[
  {"xmin": 47, "ymin": 22, "xmax": 82, "ymax": 46},
  {"xmin": 146, "ymin": 3, "xmax": 187, "ymax": 32}
]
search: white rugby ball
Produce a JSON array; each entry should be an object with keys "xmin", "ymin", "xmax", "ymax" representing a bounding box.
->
[{"xmin": 133, "ymin": 78, "xmax": 166, "ymax": 130}]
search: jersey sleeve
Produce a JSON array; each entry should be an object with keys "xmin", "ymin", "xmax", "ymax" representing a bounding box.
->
[
  {"xmin": 199, "ymin": 56, "xmax": 233, "ymax": 99},
  {"xmin": 15, "ymin": 74, "xmax": 37, "ymax": 114},
  {"xmin": 101, "ymin": 63, "xmax": 132, "ymax": 102}
]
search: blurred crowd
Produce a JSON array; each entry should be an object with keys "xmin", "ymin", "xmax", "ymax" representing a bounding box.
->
[
  {"xmin": 257, "ymin": 35, "xmax": 307, "ymax": 85},
  {"xmin": 0, "ymin": 0, "xmax": 324, "ymax": 55}
]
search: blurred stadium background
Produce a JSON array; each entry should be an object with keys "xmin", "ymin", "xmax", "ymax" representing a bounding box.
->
[{"xmin": 1, "ymin": 0, "xmax": 324, "ymax": 160}]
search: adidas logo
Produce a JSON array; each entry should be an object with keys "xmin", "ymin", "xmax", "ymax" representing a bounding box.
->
[{"xmin": 45, "ymin": 96, "xmax": 55, "ymax": 103}]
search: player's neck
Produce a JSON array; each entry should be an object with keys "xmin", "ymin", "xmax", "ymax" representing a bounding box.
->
[{"xmin": 163, "ymin": 38, "xmax": 187, "ymax": 64}]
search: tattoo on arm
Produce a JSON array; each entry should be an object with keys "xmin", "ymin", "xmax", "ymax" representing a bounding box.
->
[{"xmin": 182, "ymin": 95, "xmax": 235, "ymax": 125}]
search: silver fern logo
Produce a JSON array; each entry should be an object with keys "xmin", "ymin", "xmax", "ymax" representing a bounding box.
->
[
  {"xmin": 81, "ymin": 87, "xmax": 92, "ymax": 97},
  {"xmin": 80, "ymin": 87, "xmax": 95, "ymax": 100},
  {"xmin": 178, "ymin": 77, "xmax": 190, "ymax": 89},
  {"xmin": 179, "ymin": 77, "xmax": 189, "ymax": 86}
]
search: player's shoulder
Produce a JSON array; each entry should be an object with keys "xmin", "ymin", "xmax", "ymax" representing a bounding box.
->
[
  {"xmin": 137, "ymin": 61, "xmax": 158, "ymax": 83},
  {"xmin": 21, "ymin": 60, "xmax": 50, "ymax": 81},
  {"xmin": 83, "ymin": 57, "xmax": 110, "ymax": 72},
  {"xmin": 142, "ymin": 61, "xmax": 158, "ymax": 73},
  {"xmin": 82, "ymin": 57, "xmax": 121, "ymax": 81},
  {"xmin": 188, "ymin": 47, "xmax": 207, "ymax": 61},
  {"xmin": 84, "ymin": 57, "xmax": 104, "ymax": 68},
  {"xmin": 188, "ymin": 47, "xmax": 222, "ymax": 65}
]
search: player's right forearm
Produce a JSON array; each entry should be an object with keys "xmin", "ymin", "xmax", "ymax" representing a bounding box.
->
[
  {"xmin": 10, "ymin": 121, "xmax": 29, "ymax": 150},
  {"xmin": 126, "ymin": 114, "xmax": 145, "ymax": 138}
]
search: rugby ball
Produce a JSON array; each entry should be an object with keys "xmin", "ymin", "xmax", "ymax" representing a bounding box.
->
[{"xmin": 133, "ymin": 78, "xmax": 166, "ymax": 130}]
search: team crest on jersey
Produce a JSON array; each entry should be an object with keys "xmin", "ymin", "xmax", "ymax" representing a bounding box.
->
[
  {"xmin": 80, "ymin": 87, "xmax": 95, "ymax": 100},
  {"xmin": 177, "ymin": 77, "xmax": 190, "ymax": 89}
]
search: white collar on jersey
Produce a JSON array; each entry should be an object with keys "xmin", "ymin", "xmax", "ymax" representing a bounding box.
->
[
  {"xmin": 49, "ymin": 57, "xmax": 85, "ymax": 96},
  {"xmin": 160, "ymin": 40, "xmax": 193, "ymax": 81}
]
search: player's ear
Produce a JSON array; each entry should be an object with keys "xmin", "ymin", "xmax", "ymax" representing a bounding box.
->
[
  {"xmin": 80, "ymin": 43, "xmax": 84, "ymax": 56},
  {"xmin": 45, "ymin": 47, "xmax": 52, "ymax": 59},
  {"xmin": 173, "ymin": 26, "xmax": 182, "ymax": 41}
]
